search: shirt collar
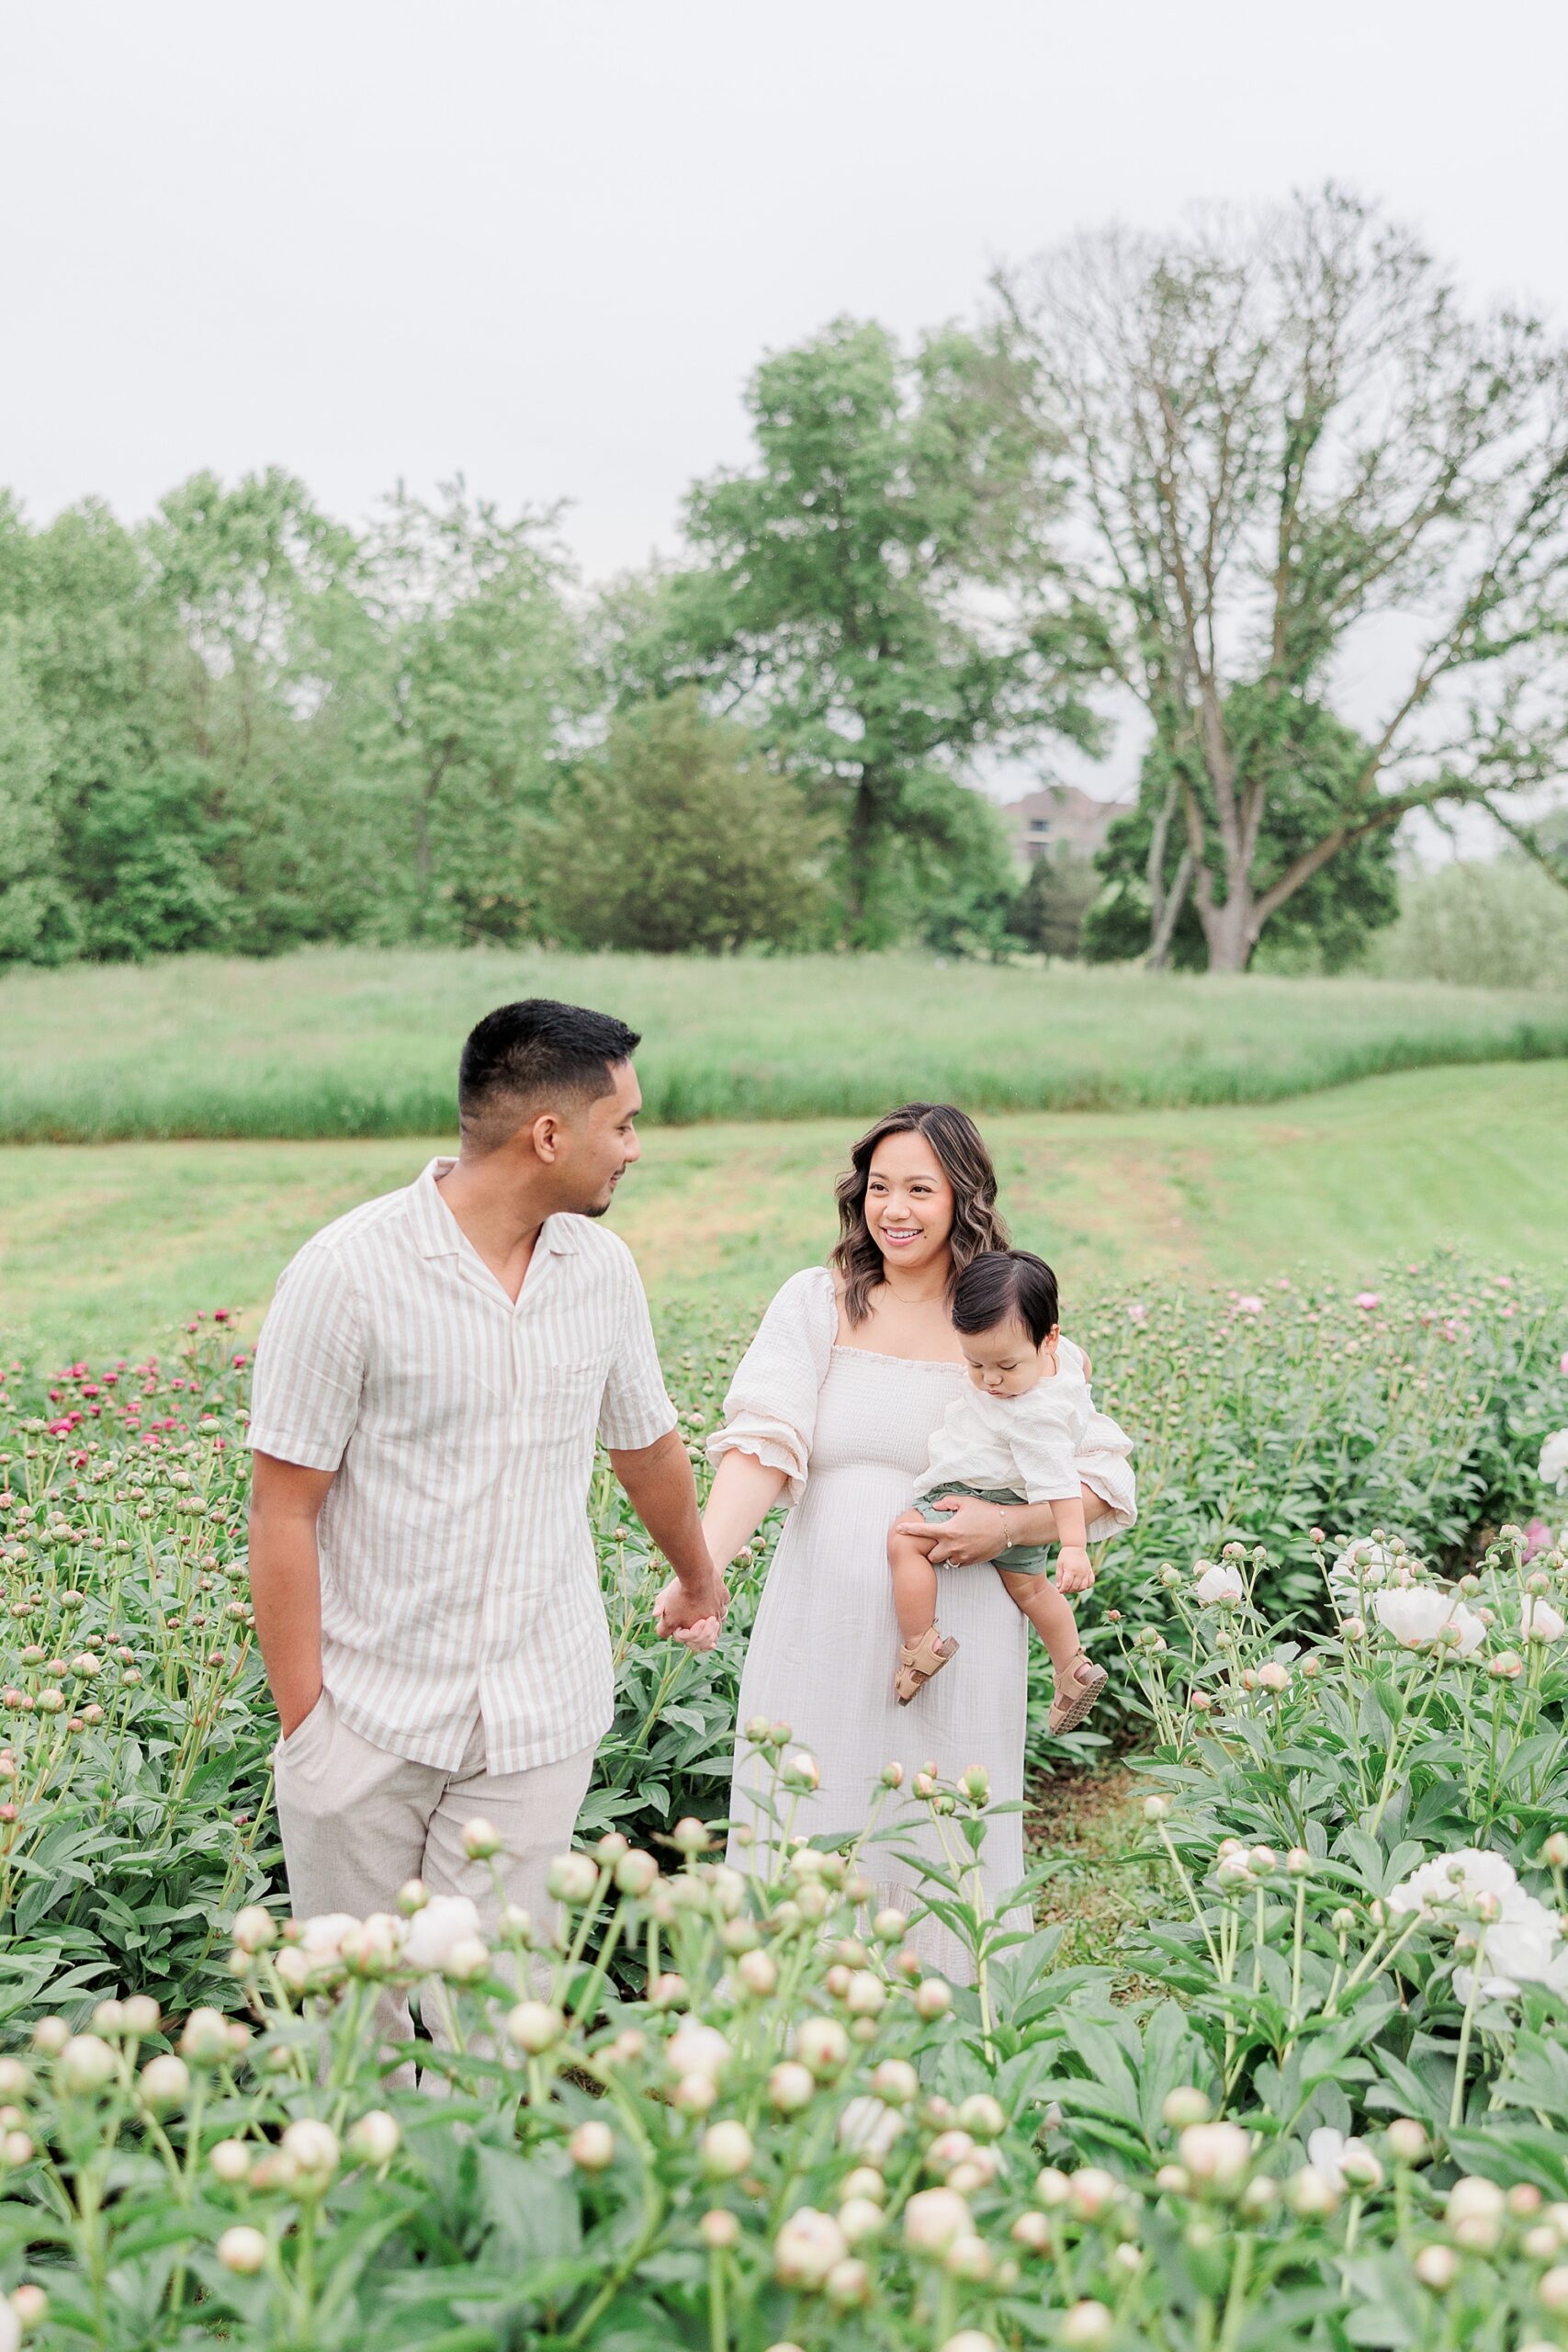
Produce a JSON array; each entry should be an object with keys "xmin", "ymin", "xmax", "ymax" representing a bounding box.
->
[{"xmin": 408, "ymin": 1159, "xmax": 581, "ymax": 1260}]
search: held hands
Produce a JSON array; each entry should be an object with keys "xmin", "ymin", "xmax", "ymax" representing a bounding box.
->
[
  {"xmin": 653, "ymin": 1542, "xmax": 730, "ymax": 1654},
  {"xmin": 1055, "ymin": 1545, "xmax": 1095, "ymax": 1596}
]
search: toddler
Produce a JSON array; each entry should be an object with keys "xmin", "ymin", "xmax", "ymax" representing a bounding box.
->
[{"xmin": 887, "ymin": 1249, "xmax": 1132, "ymax": 1730}]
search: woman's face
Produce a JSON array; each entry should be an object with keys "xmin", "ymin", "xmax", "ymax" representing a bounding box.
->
[{"xmin": 864, "ymin": 1131, "xmax": 955, "ymax": 1276}]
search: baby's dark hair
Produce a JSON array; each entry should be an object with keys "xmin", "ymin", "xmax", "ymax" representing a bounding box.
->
[{"xmin": 951, "ymin": 1249, "xmax": 1060, "ymax": 1348}]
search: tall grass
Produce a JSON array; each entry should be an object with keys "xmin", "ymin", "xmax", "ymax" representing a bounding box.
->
[{"xmin": 1, "ymin": 944, "xmax": 1565, "ymax": 1139}]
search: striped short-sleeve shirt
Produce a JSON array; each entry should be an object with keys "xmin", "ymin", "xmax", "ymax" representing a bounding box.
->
[{"xmin": 246, "ymin": 1158, "xmax": 676, "ymax": 1773}]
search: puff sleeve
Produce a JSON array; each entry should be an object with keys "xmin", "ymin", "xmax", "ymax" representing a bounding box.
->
[{"xmin": 705, "ymin": 1266, "xmax": 835, "ymax": 1509}]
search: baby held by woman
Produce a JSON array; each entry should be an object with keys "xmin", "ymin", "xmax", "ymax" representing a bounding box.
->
[{"xmin": 887, "ymin": 1248, "xmax": 1133, "ymax": 1732}]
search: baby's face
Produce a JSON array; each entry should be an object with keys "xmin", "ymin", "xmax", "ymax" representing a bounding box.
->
[{"xmin": 961, "ymin": 1314, "xmax": 1055, "ymax": 1397}]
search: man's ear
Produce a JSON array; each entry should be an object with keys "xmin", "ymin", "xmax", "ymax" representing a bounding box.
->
[{"xmin": 528, "ymin": 1110, "xmax": 564, "ymax": 1165}]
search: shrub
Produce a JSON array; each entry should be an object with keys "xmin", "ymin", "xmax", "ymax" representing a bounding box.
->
[
  {"xmin": 1371, "ymin": 857, "xmax": 1568, "ymax": 993},
  {"xmin": 541, "ymin": 692, "xmax": 827, "ymax": 954}
]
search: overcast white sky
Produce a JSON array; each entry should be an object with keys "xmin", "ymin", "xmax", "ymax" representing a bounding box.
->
[{"xmin": 3, "ymin": 0, "xmax": 1565, "ymax": 822}]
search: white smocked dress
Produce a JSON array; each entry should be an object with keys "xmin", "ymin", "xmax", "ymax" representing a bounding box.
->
[{"xmin": 709, "ymin": 1266, "xmax": 1136, "ymax": 1982}]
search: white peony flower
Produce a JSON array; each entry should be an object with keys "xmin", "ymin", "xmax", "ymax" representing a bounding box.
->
[
  {"xmin": 400, "ymin": 1894, "xmax": 481, "ymax": 1973},
  {"xmin": 1387, "ymin": 1848, "xmax": 1523, "ymax": 1919},
  {"xmin": 1540, "ymin": 1430, "xmax": 1568, "ymax": 1494},
  {"xmin": 1329, "ymin": 1540, "xmax": 1397, "ymax": 1609},
  {"xmin": 1456, "ymin": 1894, "xmax": 1568, "ymax": 2001},
  {"xmin": 1372, "ymin": 1586, "xmax": 1483, "ymax": 1655},
  {"xmin": 1522, "ymin": 1595, "xmax": 1567, "ymax": 1645},
  {"xmin": 1194, "ymin": 1564, "xmax": 1245, "ymax": 1607}
]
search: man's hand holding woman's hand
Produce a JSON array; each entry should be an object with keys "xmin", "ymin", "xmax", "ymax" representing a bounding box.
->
[{"xmin": 654, "ymin": 1540, "xmax": 730, "ymax": 1653}]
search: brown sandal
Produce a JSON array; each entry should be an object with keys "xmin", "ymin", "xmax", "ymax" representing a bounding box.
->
[
  {"xmin": 895, "ymin": 1624, "xmax": 959, "ymax": 1705},
  {"xmin": 1048, "ymin": 1651, "xmax": 1108, "ymax": 1735}
]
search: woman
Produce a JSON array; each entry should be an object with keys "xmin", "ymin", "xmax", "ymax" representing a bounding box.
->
[{"xmin": 699, "ymin": 1102, "xmax": 1134, "ymax": 1980}]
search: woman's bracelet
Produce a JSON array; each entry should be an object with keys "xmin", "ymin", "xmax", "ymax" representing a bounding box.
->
[{"xmin": 995, "ymin": 1504, "xmax": 1010, "ymax": 1550}]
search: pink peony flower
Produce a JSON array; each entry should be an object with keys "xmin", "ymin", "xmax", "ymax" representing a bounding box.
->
[
  {"xmin": 1523, "ymin": 1520, "xmax": 1554, "ymax": 1564},
  {"xmin": 1235, "ymin": 1295, "xmax": 1263, "ymax": 1315},
  {"xmin": 1355, "ymin": 1292, "xmax": 1381, "ymax": 1311}
]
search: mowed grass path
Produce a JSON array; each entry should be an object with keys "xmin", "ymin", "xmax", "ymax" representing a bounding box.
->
[
  {"xmin": 2, "ymin": 1063, "xmax": 1562, "ymax": 1365},
  {"xmin": 2, "ymin": 946, "xmax": 1566, "ymax": 1136}
]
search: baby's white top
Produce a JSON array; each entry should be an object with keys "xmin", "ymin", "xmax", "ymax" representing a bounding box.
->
[{"xmin": 914, "ymin": 1336, "xmax": 1091, "ymax": 1504}]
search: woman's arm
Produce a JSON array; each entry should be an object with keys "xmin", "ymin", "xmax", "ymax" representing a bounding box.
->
[
  {"xmin": 702, "ymin": 1448, "xmax": 789, "ymax": 1572},
  {"xmin": 654, "ymin": 1448, "xmax": 788, "ymax": 1649}
]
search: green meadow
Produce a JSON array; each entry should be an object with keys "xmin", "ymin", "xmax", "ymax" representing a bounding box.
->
[
  {"xmin": 3, "ymin": 1060, "xmax": 1562, "ymax": 1366},
  {"xmin": 3, "ymin": 946, "xmax": 1567, "ymax": 1138}
]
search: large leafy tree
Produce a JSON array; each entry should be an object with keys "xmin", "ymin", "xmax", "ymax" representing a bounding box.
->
[
  {"xmin": 1085, "ymin": 689, "xmax": 1399, "ymax": 970},
  {"xmin": 357, "ymin": 482, "xmax": 585, "ymax": 942},
  {"xmin": 997, "ymin": 189, "xmax": 1568, "ymax": 970},
  {"xmin": 611, "ymin": 319, "xmax": 1096, "ymax": 944},
  {"xmin": 141, "ymin": 468, "xmax": 374, "ymax": 952}
]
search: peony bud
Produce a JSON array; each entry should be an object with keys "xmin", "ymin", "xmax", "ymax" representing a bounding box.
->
[
  {"xmin": 914, "ymin": 1977, "xmax": 952, "ymax": 2020},
  {"xmin": 1161, "ymin": 2086, "xmax": 1212, "ymax": 2129},
  {"xmin": 568, "ymin": 2120, "xmax": 615, "ymax": 2172},
  {"xmin": 547, "ymin": 1852, "xmax": 600, "ymax": 1906},
  {"xmin": 904, "ymin": 2187, "xmax": 972, "ymax": 2254},
  {"xmin": 768, "ymin": 2061, "xmax": 815, "ymax": 2113},
  {"xmin": 460, "ymin": 1817, "xmax": 502, "ymax": 1860},
  {"xmin": 138, "ymin": 2054, "xmax": 190, "ymax": 2111},
  {"xmin": 281, "ymin": 2119, "xmax": 339, "ymax": 2182},
  {"xmin": 347, "ymin": 2110, "xmax": 400, "ymax": 2165},
  {"xmin": 773, "ymin": 2206, "xmax": 846, "ymax": 2290},
  {"xmin": 180, "ymin": 2008, "xmax": 231, "ymax": 2064},
  {"xmin": 701, "ymin": 2121, "xmax": 754, "ymax": 2179},
  {"xmin": 614, "ymin": 1849, "xmax": 659, "ymax": 1897},
  {"xmin": 209, "ymin": 2138, "xmax": 252, "ymax": 2184},
  {"xmin": 1414, "ymin": 2243, "xmax": 1456, "ymax": 2290},
  {"xmin": 1179, "ymin": 2121, "xmax": 1252, "ymax": 2192},
  {"xmin": 57, "ymin": 2036, "xmax": 117, "ymax": 2096},
  {"xmin": 506, "ymin": 2002, "xmax": 563, "ymax": 2054},
  {"xmin": 795, "ymin": 2017, "xmax": 850, "ymax": 2080},
  {"xmin": 1061, "ymin": 2303, "xmax": 1114, "ymax": 2349},
  {"xmin": 217, "ymin": 2226, "xmax": 268, "ymax": 2275}
]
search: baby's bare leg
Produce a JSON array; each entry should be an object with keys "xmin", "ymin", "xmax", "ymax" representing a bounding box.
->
[
  {"xmin": 997, "ymin": 1567, "xmax": 1082, "ymax": 1677},
  {"xmin": 887, "ymin": 1520, "xmax": 942, "ymax": 1644}
]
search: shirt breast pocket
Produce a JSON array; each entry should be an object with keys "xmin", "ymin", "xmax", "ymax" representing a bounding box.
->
[{"xmin": 521, "ymin": 1359, "xmax": 605, "ymax": 1447}]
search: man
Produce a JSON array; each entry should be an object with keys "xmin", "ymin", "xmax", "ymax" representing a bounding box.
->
[{"xmin": 246, "ymin": 998, "xmax": 724, "ymax": 2041}]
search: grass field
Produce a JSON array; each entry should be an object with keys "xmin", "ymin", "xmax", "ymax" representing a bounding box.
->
[
  {"xmin": 3, "ymin": 1060, "xmax": 1562, "ymax": 1365},
  {"xmin": 3, "ymin": 945, "xmax": 1567, "ymax": 1138}
]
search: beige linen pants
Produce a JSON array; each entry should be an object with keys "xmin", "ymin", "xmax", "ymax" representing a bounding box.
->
[{"xmin": 273, "ymin": 1688, "xmax": 593, "ymax": 2058}]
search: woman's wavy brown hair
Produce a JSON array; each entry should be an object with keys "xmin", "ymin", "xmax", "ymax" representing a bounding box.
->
[{"xmin": 830, "ymin": 1102, "xmax": 1010, "ymax": 1327}]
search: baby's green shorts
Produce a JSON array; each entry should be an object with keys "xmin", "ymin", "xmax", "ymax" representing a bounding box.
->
[{"xmin": 914, "ymin": 1481, "xmax": 1052, "ymax": 1576}]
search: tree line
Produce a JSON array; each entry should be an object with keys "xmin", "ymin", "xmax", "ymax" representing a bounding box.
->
[{"xmin": 3, "ymin": 187, "xmax": 1564, "ymax": 974}]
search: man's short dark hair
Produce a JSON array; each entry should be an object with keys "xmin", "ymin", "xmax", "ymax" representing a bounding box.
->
[
  {"xmin": 458, "ymin": 999, "xmax": 641, "ymax": 1148},
  {"xmin": 951, "ymin": 1249, "xmax": 1060, "ymax": 1348}
]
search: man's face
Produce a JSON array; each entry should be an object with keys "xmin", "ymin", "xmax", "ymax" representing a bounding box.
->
[{"xmin": 552, "ymin": 1059, "xmax": 644, "ymax": 1216}]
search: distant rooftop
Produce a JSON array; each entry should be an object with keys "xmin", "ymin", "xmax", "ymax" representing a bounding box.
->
[{"xmin": 1000, "ymin": 783, "xmax": 1132, "ymax": 867}]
